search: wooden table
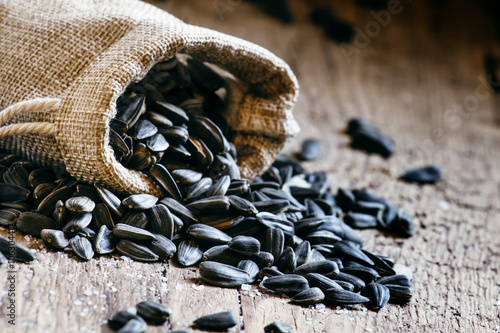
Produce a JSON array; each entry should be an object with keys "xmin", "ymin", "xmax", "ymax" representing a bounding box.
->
[{"xmin": 1, "ymin": 0, "xmax": 500, "ymax": 332}]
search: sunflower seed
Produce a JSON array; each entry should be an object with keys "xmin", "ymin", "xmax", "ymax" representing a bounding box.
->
[
  {"xmin": 385, "ymin": 284, "xmax": 413, "ymax": 304},
  {"xmin": 146, "ymin": 234, "xmax": 176, "ymax": 261},
  {"xmin": 341, "ymin": 266, "xmax": 380, "ymax": 284},
  {"xmin": 291, "ymin": 287, "xmax": 325, "ymax": 304},
  {"xmin": 145, "ymin": 133, "xmax": 169, "ymax": 153},
  {"xmin": 264, "ymin": 322, "xmax": 294, "ymax": 333},
  {"xmin": 17, "ymin": 212, "xmax": 59, "ymax": 237},
  {"xmin": 298, "ymin": 138, "xmax": 322, "ymax": 161},
  {"xmin": 117, "ymin": 317, "xmax": 147, "ymax": 333},
  {"xmin": 0, "ymin": 183, "xmax": 30, "ymax": 202},
  {"xmin": 3, "ymin": 164, "xmax": 30, "ymax": 188},
  {"xmin": 41, "ymin": 229, "xmax": 69, "ymax": 250},
  {"xmin": 127, "ymin": 119, "xmax": 158, "ymax": 140},
  {"xmin": 295, "ymin": 240, "xmax": 312, "ymax": 267},
  {"xmin": 186, "ymin": 224, "xmax": 232, "ymax": 246},
  {"xmin": 159, "ymin": 197, "xmax": 198, "ymax": 224},
  {"xmin": 294, "ymin": 260, "xmax": 339, "ymax": 277},
  {"xmin": 260, "ymin": 267, "xmax": 284, "ymax": 278},
  {"xmin": 136, "ymin": 300, "xmax": 171, "ymax": 325},
  {"xmin": 33, "ymin": 183, "xmax": 56, "ymax": 205},
  {"xmin": 205, "ymin": 175, "xmax": 231, "ymax": 197},
  {"xmin": 113, "ymin": 223, "xmax": 155, "ymax": 240},
  {"xmin": 324, "ymin": 288, "xmax": 369, "ymax": 305},
  {"xmin": 153, "ymin": 101, "xmax": 189, "ymax": 124},
  {"xmin": 188, "ymin": 116, "xmax": 229, "ymax": 155},
  {"xmin": 227, "ymin": 195, "xmax": 258, "ymax": 216},
  {"xmin": 65, "ymin": 196, "xmax": 95, "ymax": 215},
  {"xmin": 95, "ymin": 185, "xmax": 125, "ymax": 218},
  {"xmin": 344, "ymin": 212, "xmax": 378, "ymax": 229},
  {"xmin": 94, "ymin": 225, "xmax": 116, "ymax": 255},
  {"xmin": 237, "ymin": 260, "xmax": 260, "ymax": 281},
  {"xmin": 360, "ymin": 282, "xmax": 390, "ymax": 311},
  {"xmin": 399, "ymin": 165, "xmax": 442, "ymax": 184},
  {"xmin": 252, "ymin": 199, "xmax": 289, "ymax": 215},
  {"xmin": 0, "ymin": 209, "xmax": 20, "ymax": 227},
  {"xmin": 177, "ymin": 240, "xmax": 202, "ymax": 267},
  {"xmin": 199, "ymin": 261, "xmax": 251, "ymax": 287},
  {"xmin": 335, "ymin": 188, "xmax": 355, "ymax": 212},
  {"xmin": 256, "ymin": 212, "xmax": 294, "ymax": 237},
  {"xmin": 333, "ymin": 240, "xmax": 374, "ymax": 266},
  {"xmin": 262, "ymin": 274, "xmax": 309, "ymax": 297},
  {"xmin": 386, "ymin": 209, "xmax": 415, "ymax": 237},
  {"xmin": 0, "ymin": 235, "xmax": 36, "ymax": 262},
  {"xmin": 108, "ymin": 311, "xmax": 143, "ymax": 331},
  {"xmin": 193, "ymin": 311, "xmax": 238, "ymax": 331},
  {"xmin": 228, "ymin": 235, "xmax": 260, "ymax": 256},
  {"xmin": 347, "ymin": 118, "xmax": 394, "ymax": 158},
  {"xmin": 377, "ymin": 274, "xmax": 412, "ymax": 287},
  {"xmin": 171, "ymin": 169, "xmax": 202, "ymax": 187},
  {"xmin": 158, "ymin": 126, "xmax": 189, "ymax": 145},
  {"xmin": 184, "ymin": 136, "xmax": 214, "ymax": 170},
  {"xmin": 306, "ymin": 273, "xmax": 343, "ymax": 291},
  {"xmin": 116, "ymin": 239, "xmax": 159, "ymax": 262},
  {"xmin": 122, "ymin": 194, "xmax": 158, "ymax": 211},
  {"xmin": 28, "ymin": 168, "xmax": 57, "ymax": 189},
  {"xmin": 184, "ymin": 177, "xmax": 212, "ymax": 200},
  {"xmin": 119, "ymin": 211, "xmax": 149, "ymax": 229},
  {"xmin": 277, "ymin": 246, "xmax": 296, "ymax": 273},
  {"xmin": 333, "ymin": 272, "xmax": 365, "ymax": 292},
  {"xmin": 93, "ymin": 203, "xmax": 115, "ymax": 229},
  {"xmin": 262, "ymin": 227, "xmax": 284, "ymax": 265},
  {"xmin": 62, "ymin": 213, "xmax": 93, "ymax": 235},
  {"xmin": 70, "ymin": 236, "xmax": 94, "ymax": 261},
  {"xmin": 185, "ymin": 196, "xmax": 230, "ymax": 214},
  {"xmin": 148, "ymin": 164, "xmax": 183, "ymax": 202}
]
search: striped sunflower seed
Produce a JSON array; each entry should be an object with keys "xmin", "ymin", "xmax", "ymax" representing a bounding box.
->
[
  {"xmin": 199, "ymin": 261, "xmax": 251, "ymax": 288},
  {"xmin": 136, "ymin": 300, "xmax": 171, "ymax": 325},
  {"xmin": 193, "ymin": 311, "xmax": 238, "ymax": 331}
]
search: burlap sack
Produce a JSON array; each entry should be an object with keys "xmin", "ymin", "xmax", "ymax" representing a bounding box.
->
[{"xmin": 0, "ymin": 0, "xmax": 299, "ymax": 196}]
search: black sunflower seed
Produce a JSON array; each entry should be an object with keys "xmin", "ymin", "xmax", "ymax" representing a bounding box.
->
[
  {"xmin": 360, "ymin": 282, "xmax": 390, "ymax": 311},
  {"xmin": 94, "ymin": 225, "xmax": 116, "ymax": 255},
  {"xmin": 41, "ymin": 229, "xmax": 69, "ymax": 250},
  {"xmin": 298, "ymin": 138, "xmax": 322, "ymax": 161},
  {"xmin": 262, "ymin": 274, "xmax": 309, "ymax": 297},
  {"xmin": 65, "ymin": 196, "xmax": 95, "ymax": 215},
  {"xmin": 136, "ymin": 300, "xmax": 171, "ymax": 325},
  {"xmin": 399, "ymin": 165, "xmax": 442, "ymax": 184},
  {"xmin": 177, "ymin": 240, "xmax": 202, "ymax": 267},
  {"xmin": 193, "ymin": 311, "xmax": 238, "ymax": 331},
  {"xmin": 186, "ymin": 224, "xmax": 232, "ymax": 246},
  {"xmin": 0, "ymin": 183, "xmax": 30, "ymax": 203},
  {"xmin": 0, "ymin": 235, "xmax": 36, "ymax": 262},
  {"xmin": 291, "ymin": 287, "xmax": 325, "ymax": 305},
  {"xmin": 70, "ymin": 236, "xmax": 94, "ymax": 261},
  {"xmin": 264, "ymin": 322, "xmax": 294, "ymax": 333},
  {"xmin": 113, "ymin": 223, "xmax": 156, "ymax": 240},
  {"xmin": 199, "ymin": 261, "xmax": 251, "ymax": 288},
  {"xmin": 17, "ymin": 212, "xmax": 59, "ymax": 237},
  {"xmin": 324, "ymin": 288, "xmax": 369, "ymax": 306},
  {"xmin": 228, "ymin": 235, "xmax": 260, "ymax": 256},
  {"xmin": 116, "ymin": 239, "xmax": 159, "ymax": 262}
]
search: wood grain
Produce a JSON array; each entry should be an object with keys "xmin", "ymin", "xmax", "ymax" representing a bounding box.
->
[{"xmin": 1, "ymin": 0, "xmax": 500, "ymax": 332}]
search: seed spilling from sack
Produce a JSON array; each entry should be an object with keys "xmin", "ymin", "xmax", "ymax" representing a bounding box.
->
[{"xmin": 0, "ymin": 55, "xmax": 414, "ymax": 315}]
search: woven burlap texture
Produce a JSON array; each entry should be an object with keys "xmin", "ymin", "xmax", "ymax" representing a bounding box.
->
[{"xmin": 0, "ymin": 0, "xmax": 300, "ymax": 196}]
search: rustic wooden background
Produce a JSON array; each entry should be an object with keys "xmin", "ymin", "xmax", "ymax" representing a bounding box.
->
[{"xmin": 1, "ymin": 0, "xmax": 500, "ymax": 332}]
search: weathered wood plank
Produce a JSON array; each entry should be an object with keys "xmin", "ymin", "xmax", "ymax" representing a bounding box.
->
[{"xmin": 1, "ymin": 0, "xmax": 500, "ymax": 332}]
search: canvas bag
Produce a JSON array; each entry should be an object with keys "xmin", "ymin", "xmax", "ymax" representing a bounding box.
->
[{"xmin": 0, "ymin": 0, "xmax": 299, "ymax": 196}]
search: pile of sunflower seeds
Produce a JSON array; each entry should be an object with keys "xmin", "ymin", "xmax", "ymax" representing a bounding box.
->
[{"xmin": 0, "ymin": 55, "xmax": 413, "ymax": 315}]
